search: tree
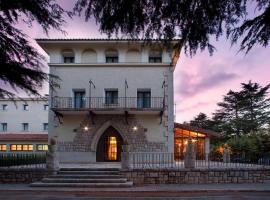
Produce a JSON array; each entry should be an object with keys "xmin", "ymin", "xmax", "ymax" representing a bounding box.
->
[
  {"xmin": 213, "ymin": 90, "xmax": 245, "ymax": 136},
  {"xmin": 0, "ymin": 0, "xmax": 70, "ymax": 98},
  {"xmin": 189, "ymin": 112, "xmax": 213, "ymax": 129},
  {"xmin": 212, "ymin": 81, "xmax": 270, "ymax": 137},
  {"xmin": 240, "ymin": 81, "xmax": 270, "ymax": 133},
  {"xmin": 74, "ymin": 0, "xmax": 270, "ymax": 55}
]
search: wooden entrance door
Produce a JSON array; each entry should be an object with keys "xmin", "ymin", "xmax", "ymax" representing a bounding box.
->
[{"xmin": 96, "ymin": 126, "xmax": 123, "ymax": 162}]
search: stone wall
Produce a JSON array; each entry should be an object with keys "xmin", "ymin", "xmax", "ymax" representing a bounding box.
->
[
  {"xmin": 0, "ymin": 168, "xmax": 53, "ymax": 183},
  {"xmin": 122, "ymin": 168, "xmax": 270, "ymax": 185},
  {"xmin": 57, "ymin": 115, "xmax": 166, "ymax": 153}
]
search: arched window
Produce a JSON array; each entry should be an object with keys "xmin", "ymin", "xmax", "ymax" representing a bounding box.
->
[
  {"xmin": 105, "ymin": 49, "xmax": 118, "ymax": 63},
  {"xmin": 149, "ymin": 49, "xmax": 162, "ymax": 63},
  {"xmin": 126, "ymin": 49, "xmax": 141, "ymax": 62},
  {"xmin": 62, "ymin": 49, "xmax": 74, "ymax": 63},
  {"xmin": 81, "ymin": 49, "xmax": 97, "ymax": 63}
]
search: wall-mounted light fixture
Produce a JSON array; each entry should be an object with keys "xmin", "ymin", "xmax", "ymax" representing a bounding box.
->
[{"xmin": 132, "ymin": 126, "xmax": 138, "ymax": 132}]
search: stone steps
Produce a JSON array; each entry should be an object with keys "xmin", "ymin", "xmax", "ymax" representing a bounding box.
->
[
  {"xmin": 30, "ymin": 167, "xmax": 133, "ymax": 188},
  {"xmin": 42, "ymin": 178, "xmax": 128, "ymax": 183},
  {"xmin": 50, "ymin": 174, "xmax": 125, "ymax": 179},
  {"xmin": 31, "ymin": 182, "xmax": 133, "ymax": 188},
  {"xmin": 58, "ymin": 171, "xmax": 120, "ymax": 175}
]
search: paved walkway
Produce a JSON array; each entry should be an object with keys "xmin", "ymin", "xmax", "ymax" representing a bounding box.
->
[{"xmin": 0, "ymin": 183, "xmax": 270, "ymax": 192}]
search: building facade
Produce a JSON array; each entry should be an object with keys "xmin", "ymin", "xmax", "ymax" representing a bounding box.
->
[
  {"xmin": 37, "ymin": 39, "xmax": 176, "ymax": 163},
  {"xmin": 0, "ymin": 98, "xmax": 48, "ymax": 152}
]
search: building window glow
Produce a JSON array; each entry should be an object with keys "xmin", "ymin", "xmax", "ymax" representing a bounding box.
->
[
  {"xmin": 10, "ymin": 144, "xmax": 33, "ymax": 151},
  {"xmin": 107, "ymin": 136, "xmax": 117, "ymax": 161},
  {"xmin": 37, "ymin": 144, "xmax": 48, "ymax": 151},
  {"xmin": 0, "ymin": 144, "xmax": 7, "ymax": 151}
]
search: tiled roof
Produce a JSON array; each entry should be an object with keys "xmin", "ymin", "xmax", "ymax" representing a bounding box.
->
[
  {"xmin": 0, "ymin": 133, "xmax": 48, "ymax": 141},
  {"xmin": 174, "ymin": 123, "xmax": 221, "ymax": 138}
]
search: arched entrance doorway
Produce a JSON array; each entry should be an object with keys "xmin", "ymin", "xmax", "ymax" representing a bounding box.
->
[{"xmin": 96, "ymin": 126, "xmax": 123, "ymax": 162}]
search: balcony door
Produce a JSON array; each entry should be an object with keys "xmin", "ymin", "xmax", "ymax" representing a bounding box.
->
[
  {"xmin": 74, "ymin": 91, "xmax": 85, "ymax": 108},
  {"xmin": 137, "ymin": 90, "xmax": 151, "ymax": 108},
  {"xmin": 105, "ymin": 90, "xmax": 118, "ymax": 105}
]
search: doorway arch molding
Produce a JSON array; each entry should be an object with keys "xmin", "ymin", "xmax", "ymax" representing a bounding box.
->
[{"xmin": 90, "ymin": 120, "xmax": 128, "ymax": 152}]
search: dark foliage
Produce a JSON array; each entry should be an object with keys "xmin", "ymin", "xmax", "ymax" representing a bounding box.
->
[
  {"xmin": 74, "ymin": 0, "xmax": 270, "ymax": 55},
  {"xmin": 0, "ymin": 0, "xmax": 70, "ymax": 98}
]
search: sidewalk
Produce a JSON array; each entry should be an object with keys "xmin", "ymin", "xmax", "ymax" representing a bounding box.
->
[{"xmin": 0, "ymin": 183, "xmax": 270, "ymax": 193}]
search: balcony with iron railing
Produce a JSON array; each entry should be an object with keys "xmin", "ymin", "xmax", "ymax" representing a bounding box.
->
[{"xmin": 51, "ymin": 97, "xmax": 164, "ymax": 113}]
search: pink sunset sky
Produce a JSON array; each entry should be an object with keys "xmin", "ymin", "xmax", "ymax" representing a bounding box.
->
[{"xmin": 16, "ymin": 0, "xmax": 270, "ymax": 123}]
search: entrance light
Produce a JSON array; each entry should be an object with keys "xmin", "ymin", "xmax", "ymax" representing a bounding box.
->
[
  {"xmin": 132, "ymin": 126, "xmax": 138, "ymax": 131},
  {"xmin": 84, "ymin": 126, "xmax": 89, "ymax": 131}
]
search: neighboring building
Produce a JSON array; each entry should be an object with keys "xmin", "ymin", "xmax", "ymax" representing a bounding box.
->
[
  {"xmin": 174, "ymin": 123, "xmax": 220, "ymax": 160},
  {"xmin": 37, "ymin": 39, "xmax": 176, "ymax": 163},
  {"xmin": 0, "ymin": 98, "xmax": 48, "ymax": 152}
]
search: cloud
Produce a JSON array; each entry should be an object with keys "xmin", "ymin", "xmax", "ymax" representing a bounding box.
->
[
  {"xmin": 176, "ymin": 70, "xmax": 238, "ymax": 98},
  {"xmin": 176, "ymin": 101, "xmax": 211, "ymax": 112}
]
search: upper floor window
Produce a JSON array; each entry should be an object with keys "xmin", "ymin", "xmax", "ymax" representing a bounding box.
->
[
  {"xmin": 73, "ymin": 90, "xmax": 86, "ymax": 108},
  {"xmin": 23, "ymin": 104, "xmax": 29, "ymax": 111},
  {"xmin": 1, "ymin": 104, "xmax": 7, "ymax": 111},
  {"xmin": 22, "ymin": 123, "xmax": 29, "ymax": 132},
  {"xmin": 105, "ymin": 89, "xmax": 118, "ymax": 104},
  {"xmin": 105, "ymin": 49, "xmax": 118, "ymax": 63},
  {"xmin": 137, "ymin": 90, "xmax": 151, "ymax": 108},
  {"xmin": 62, "ymin": 49, "xmax": 75, "ymax": 63},
  {"xmin": 43, "ymin": 123, "xmax": 49, "ymax": 131},
  {"xmin": 0, "ymin": 123, "xmax": 7, "ymax": 132},
  {"xmin": 149, "ymin": 49, "xmax": 162, "ymax": 63},
  {"xmin": 44, "ymin": 104, "xmax": 49, "ymax": 111}
]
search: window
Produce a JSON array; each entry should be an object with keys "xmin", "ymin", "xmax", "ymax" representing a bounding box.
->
[
  {"xmin": 74, "ymin": 90, "xmax": 86, "ymax": 108},
  {"xmin": 22, "ymin": 123, "xmax": 29, "ymax": 131},
  {"xmin": 62, "ymin": 49, "xmax": 75, "ymax": 63},
  {"xmin": 43, "ymin": 104, "xmax": 49, "ymax": 111},
  {"xmin": 23, "ymin": 104, "xmax": 29, "ymax": 111},
  {"xmin": 0, "ymin": 144, "xmax": 7, "ymax": 151},
  {"xmin": 105, "ymin": 90, "xmax": 118, "ymax": 104},
  {"xmin": 10, "ymin": 144, "xmax": 33, "ymax": 151},
  {"xmin": 137, "ymin": 90, "xmax": 151, "ymax": 108},
  {"xmin": 105, "ymin": 49, "xmax": 118, "ymax": 63},
  {"xmin": 149, "ymin": 49, "xmax": 162, "ymax": 63},
  {"xmin": 43, "ymin": 123, "xmax": 48, "ymax": 131},
  {"xmin": 37, "ymin": 144, "xmax": 48, "ymax": 151},
  {"xmin": 0, "ymin": 123, "xmax": 7, "ymax": 132},
  {"xmin": 1, "ymin": 104, "xmax": 7, "ymax": 111}
]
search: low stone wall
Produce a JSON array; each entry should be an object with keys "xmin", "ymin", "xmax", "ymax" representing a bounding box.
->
[
  {"xmin": 0, "ymin": 168, "xmax": 54, "ymax": 183},
  {"xmin": 122, "ymin": 168, "xmax": 270, "ymax": 185}
]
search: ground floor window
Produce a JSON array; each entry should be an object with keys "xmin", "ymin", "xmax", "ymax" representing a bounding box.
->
[
  {"xmin": 0, "ymin": 144, "xmax": 6, "ymax": 151},
  {"xmin": 174, "ymin": 128, "xmax": 206, "ymax": 160},
  {"xmin": 10, "ymin": 144, "xmax": 33, "ymax": 151},
  {"xmin": 37, "ymin": 144, "xmax": 48, "ymax": 151}
]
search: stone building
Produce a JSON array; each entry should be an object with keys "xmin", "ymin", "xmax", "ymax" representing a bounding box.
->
[{"xmin": 36, "ymin": 39, "xmax": 177, "ymax": 163}]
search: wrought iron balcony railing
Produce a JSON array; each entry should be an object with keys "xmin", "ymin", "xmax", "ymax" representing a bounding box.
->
[{"xmin": 51, "ymin": 97, "xmax": 164, "ymax": 110}]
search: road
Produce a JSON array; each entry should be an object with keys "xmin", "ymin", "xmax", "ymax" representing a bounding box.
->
[{"xmin": 1, "ymin": 191, "xmax": 270, "ymax": 200}]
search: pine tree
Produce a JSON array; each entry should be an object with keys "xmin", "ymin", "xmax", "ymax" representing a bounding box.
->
[{"xmin": 0, "ymin": 0, "xmax": 70, "ymax": 98}]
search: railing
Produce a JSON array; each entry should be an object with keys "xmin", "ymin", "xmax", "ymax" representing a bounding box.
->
[
  {"xmin": 52, "ymin": 97, "xmax": 164, "ymax": 110},
  {"xmin": 130, "ymin": 152, "xmax": 270, "ymax": 170},
  {"xmin": 0, "ymin": 153, "xmax": 46, "ymax": 169}
]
